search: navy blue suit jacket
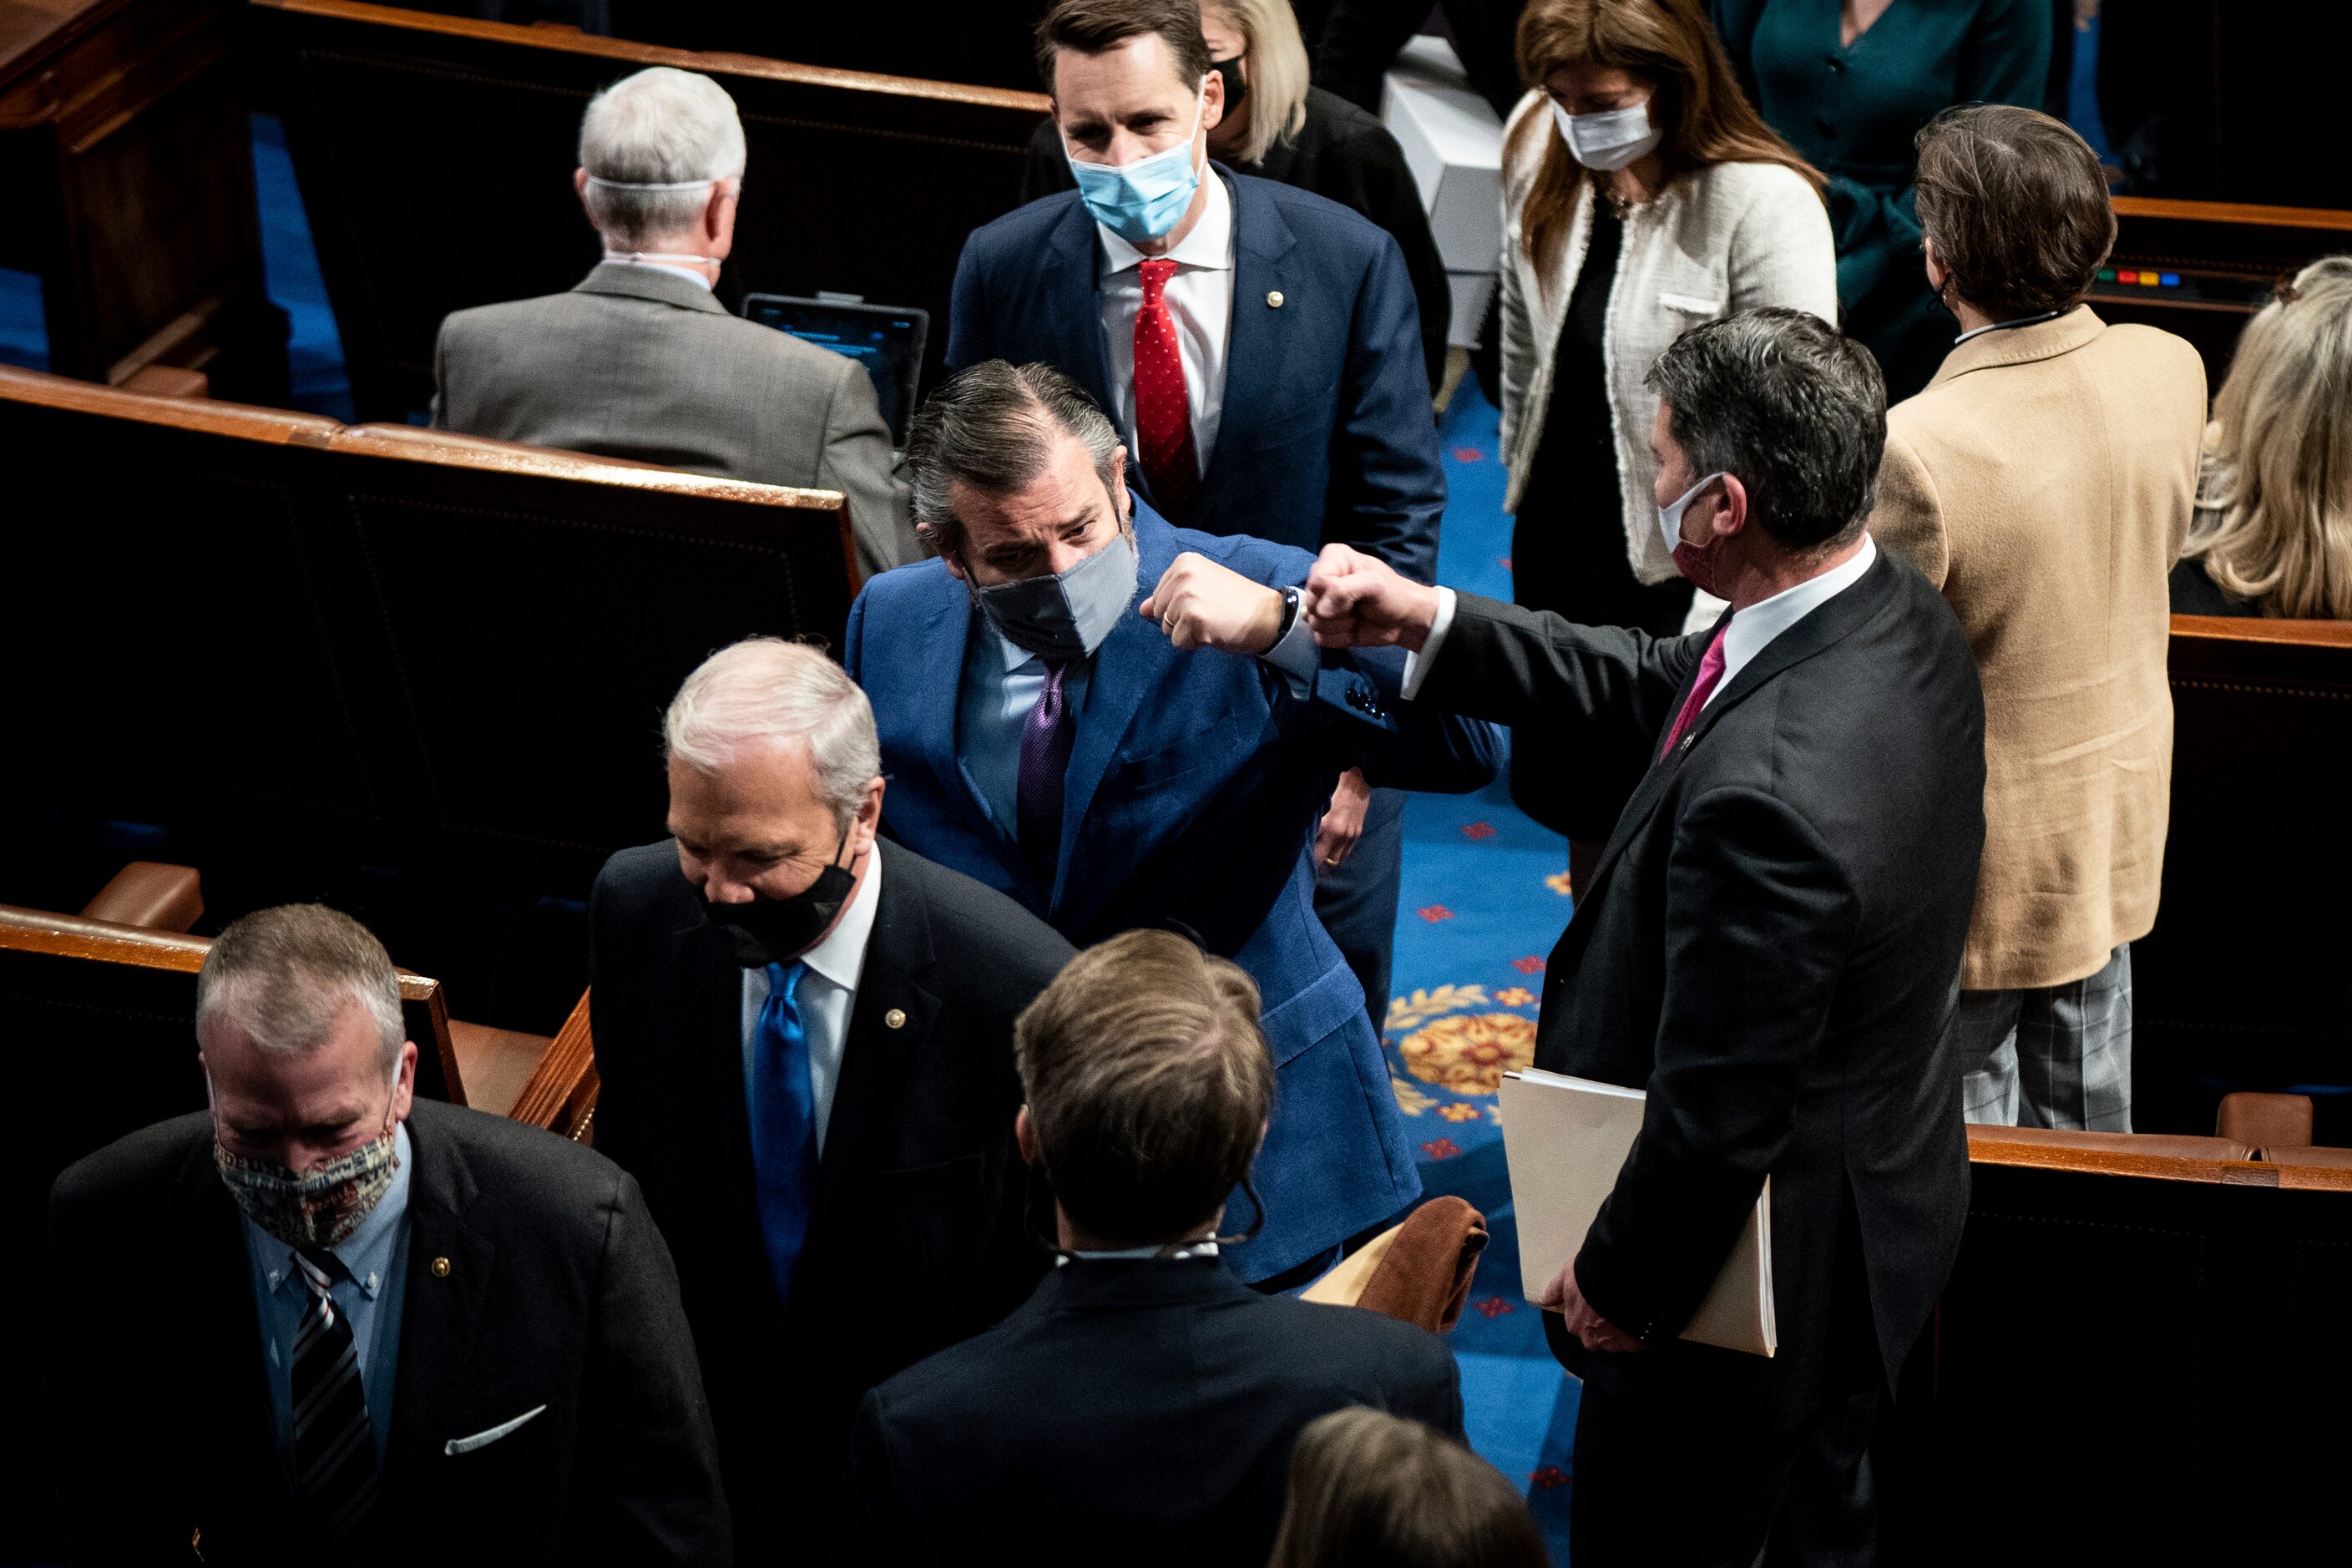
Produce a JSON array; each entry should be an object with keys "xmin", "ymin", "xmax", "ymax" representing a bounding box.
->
[
  {"xmin": 946, "ymin": 168, "xmax": 1446, "ymax": 582},
  {"xmin": 843, "ymin": 506, "xmax": 1500, "ymax": 1279}
]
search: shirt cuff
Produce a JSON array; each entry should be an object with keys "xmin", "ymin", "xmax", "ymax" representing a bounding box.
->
[
  {"xmin": 1258, "ymin": 591, "xmax": 1319, "ymax": 696},
  {"xmin": 1400, "ymin": 587, "xmax": 1459, "ymax": 701}
]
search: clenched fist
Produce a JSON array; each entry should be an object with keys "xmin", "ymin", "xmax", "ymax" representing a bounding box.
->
[
  {"xmin": 1302, "ymin": 544, "xmax": 1443, "ymax": 651},
  {"xmin": 1141, "ymin": 552, "xmax": 1287, "ymax": 654}
]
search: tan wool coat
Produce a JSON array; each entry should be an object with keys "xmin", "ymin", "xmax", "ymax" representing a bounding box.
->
[{"xmin": 1871, "ymin": 306, "xmax": 2206, "ymax": 991}]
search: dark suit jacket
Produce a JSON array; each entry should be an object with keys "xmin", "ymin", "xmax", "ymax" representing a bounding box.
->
[
  {"xmin": 947, "ymin": 168, "xmax": 1446, "ymax": 582},
  {"xmin": 46, "ymin": 1099, "xmax": 726, "ymax": 1564},
  {"xmin": 1419, "ymin": 552, "xmax": 1985, "ymax": 1414},
  {"xmin": 844, "ymin": 506, "xmax": 1501, "ymax": 1281},
  {"xmin": 1020, "ymin": 92, "xmax": 1452, "ymax": 391},
  {"xmin": 589, "ymin": 840, "xmax": 1075, "ymax": 1557},
  {"xmin": 837, "ymin": 1257, "xmax": 1464, "ymax": 1565}
]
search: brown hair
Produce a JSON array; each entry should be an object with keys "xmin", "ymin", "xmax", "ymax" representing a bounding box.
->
[
  {"xmin": 1914, "ymin": 104, "xmax": 2117, "ymax": 320},
  {"xmin": 1267, "ymin": 1409, "xmax": 1550, "ymax": 1568},
  {"xmin": 1013, "ymin": 928, "xmax": 1272, "ymax": 1242},
  {"xmin": 1509, "ymin": 0, "xmax": 1823, "ymax": 286},
  {"xmin": 1035, "ymin": 0, "xmax": 1212, "ymax": 98}
]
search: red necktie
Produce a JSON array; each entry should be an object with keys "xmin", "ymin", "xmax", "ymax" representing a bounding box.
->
[
  {"xmin": 1658, "ymin": 623, "xmax": 1730, "ymax": 759},
  {"xmin": 1133, "ymin": 257, "xmax": 1199, "ymax": 522}
]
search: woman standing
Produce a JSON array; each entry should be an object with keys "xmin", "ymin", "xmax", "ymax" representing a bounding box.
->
[
  {"xmin": 1711, "ymin": 0, "xmax": 2050, "ymax": 400},
  {"xmin": 1497, "ymin": 0, "xmax": 1834, "ymax": 851},
  {"xmin": 1021, "ymin": 0, "xmax": 1452, "ymax": 389}
]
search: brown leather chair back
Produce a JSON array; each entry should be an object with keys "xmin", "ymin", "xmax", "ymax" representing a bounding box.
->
[
  {"xmin": 1353, "ymin": 1196, "xmax": 1490, "ymax": 1334},
  {"xmin": 2133, "ymin": 616, "xmax": 2352, "ymax": 1134},
  {"xmin": 250, "ymin": 0, "xmax": 1051, "ymax": 422}
]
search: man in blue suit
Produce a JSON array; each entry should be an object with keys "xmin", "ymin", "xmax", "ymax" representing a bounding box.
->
[
  {"xmin": 948, "ymin": 0, "xmax": 1449, "ymax": 1039},
  {"xmin": 843, "ymin": 360, "xmax": 1500, "ymax": 1287}
]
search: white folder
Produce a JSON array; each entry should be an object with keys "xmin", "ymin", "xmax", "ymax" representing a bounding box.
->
[{"xmin": 1498, "ymin": 1068, "xmax": 1776, "ymax": 1357}]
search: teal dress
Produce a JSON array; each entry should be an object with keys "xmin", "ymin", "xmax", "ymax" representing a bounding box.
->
[{"xmin": 1711, "ymin": 0, "xmax": 2050, "ymax": 398}]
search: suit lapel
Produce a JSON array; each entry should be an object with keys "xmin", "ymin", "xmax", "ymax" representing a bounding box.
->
[
  {"xmin": 382, "ymin": 1106, "xmax": 498, "ymax": 1506},
  {"xmin": 1041, "ymin": 200, "xmax": 1118, "ymax": 419},
  {"xmin": 1568, "ymin": 558, "xmax": 1896, "ymax": 931},
  {"xmin": 812, "ymin": 855, "xmax": 943, "ymax": 1222},
  {"xmin": 177, "ymin": 1142, "xmax": 293, "ymax": 1535},
  {"xmin": 1196, "ymin": 169, "xmax": 1292, "ymax": 514},
  {"xmin": 1051, "ymin": 508, "xmax": 1184, "ymax": 913}
]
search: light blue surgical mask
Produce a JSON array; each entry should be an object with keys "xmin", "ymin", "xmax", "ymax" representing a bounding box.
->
[
  {"xmin": 974, "ymin": 525, "xmax": 1141, "ymax": 662},
  {"xmin": 1064, "ymin": 90, "xmax": 1208, "ymax": 245}
]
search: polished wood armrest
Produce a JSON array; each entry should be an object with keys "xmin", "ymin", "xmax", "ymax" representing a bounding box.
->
[
  {"xmin": 78, "ymin": 862, "xmax": 205, "ymax": 933},
  {"xmin": 447, "ymin": 1019, "xmax": 554, "ymax": 1120},
  {"xmin": 1299, "ymin": 1224, "xmax": 1400, "ymax": 1308},
  {"xmin": 506, "ymin": 989, "xmax": 599, "ymax": 1141}
]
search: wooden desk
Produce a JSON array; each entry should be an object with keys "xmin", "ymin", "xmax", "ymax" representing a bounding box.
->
[
  {"xmin": 0, "ymin": 0, "xmax": 286, "ymax": 397},
  {"xmin": 2096, "ymin": 196, "xmax": 2352, "ymax": 382}
]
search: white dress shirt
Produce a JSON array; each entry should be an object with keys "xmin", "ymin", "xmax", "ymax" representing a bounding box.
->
[
  {"xmin": 599, "ymin": 255, "xmax": 716, "ymax": 291},
  {"xmin": 1404, "ymin": 535, "xmax": 1879, "ymax": 706},
  {"xmin": 1097, "ymin": 169, "xmax": 1236, "ymax": 468},
  {"xmin": 739, "ymin": 839, "xmax": 887, "ymax": 1153}
]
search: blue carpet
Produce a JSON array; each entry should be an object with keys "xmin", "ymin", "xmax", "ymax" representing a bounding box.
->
[
  {"xmin": 0, "ymin": 118, "xmax": 351, "ymax": 416},
  {"xmin": 1396, "ymin": 385, "xmax": 1581, "ymax": 1557}
]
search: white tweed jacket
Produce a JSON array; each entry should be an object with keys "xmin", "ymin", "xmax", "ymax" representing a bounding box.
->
[{"xmin": 1495, "ymin": 90, "xmax": 1839, "ymax": 586}]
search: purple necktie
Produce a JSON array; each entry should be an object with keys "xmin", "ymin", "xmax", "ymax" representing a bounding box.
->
[{"xmin": 1016, "ymin": 660, "xmax": 1076, "ymax": 879}]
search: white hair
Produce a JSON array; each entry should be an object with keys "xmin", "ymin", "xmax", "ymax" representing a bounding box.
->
[
  {"xmin": 578, "ymin": 67, "xmax": 748, "ymax": 250},
  {"xmin": 665, "ymin": 639, "xmax": 883, "ymax": 832},
  {"xmin": 195, "ymin": 904, "xmax": 406, "ymax": 1078}
]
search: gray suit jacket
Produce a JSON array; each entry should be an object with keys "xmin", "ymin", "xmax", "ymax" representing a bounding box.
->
[{"xmin": 432, "ymin": 263, "xmax": 920, "ymax": 577}]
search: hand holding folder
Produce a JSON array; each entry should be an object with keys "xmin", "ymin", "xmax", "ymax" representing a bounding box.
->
[{"xmin": 1498, "ymin": 1068, "xmax": 1778, "ymax": 1358}]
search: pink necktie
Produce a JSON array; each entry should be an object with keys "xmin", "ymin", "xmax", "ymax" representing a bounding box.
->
[
  {"xmin": 1659, "ymin": 624, "xmax": 1730, "ymax": 759},
  {"xmin": 1133, "ymin": 257, "xmax": 1199, "ymax": 522}
]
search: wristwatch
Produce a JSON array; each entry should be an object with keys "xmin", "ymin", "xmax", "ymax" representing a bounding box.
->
[{"xmin": 1272, "ymin": 584, "xmax": 1303, "ymax": 647}]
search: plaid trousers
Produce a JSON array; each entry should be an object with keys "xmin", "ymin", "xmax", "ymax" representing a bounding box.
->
[{"xmin": 1955, "ymin": 944, "xmax": 2134, "ymax": 1132}]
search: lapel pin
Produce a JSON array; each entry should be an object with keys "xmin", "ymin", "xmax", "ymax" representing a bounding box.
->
[
  {"xmin": 884, "ymin": 1008, "xmax": 908, "ymax": 1030},
  {"xmin": 1266, "ymin": 290, "xmax": 1285, "ymax": 308},
  {"xmin": 430, "ymin": 1256, "xmax": 453, "ymax": 1277}
]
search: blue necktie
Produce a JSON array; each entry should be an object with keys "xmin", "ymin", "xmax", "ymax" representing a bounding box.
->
[{"xmin": 746, "ymin": 960, "xmax": 817, "ymax": 1306}]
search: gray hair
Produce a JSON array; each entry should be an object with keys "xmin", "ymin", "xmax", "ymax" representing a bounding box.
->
[
  {"xmin": 195, "ymin": 905, "xmax": 405, "ymax": 1078},
  {"xmin": 1644, "ymin": 308, "xmax": 1887, "ymax": 552},
  {"xmin": 904, "ymin": 361, "xmax": 1124, "ymax": 559},
  {"xmin": 1210, "ymin": 0, "xmax": 1311, "ymax": 164},
  {"xmin": 578, "ymin": 67, "xmax": 747, "ymax": 250},
  {"xmin": 664, "ymin": 638, "xmax": 882, "ymax": 832}
]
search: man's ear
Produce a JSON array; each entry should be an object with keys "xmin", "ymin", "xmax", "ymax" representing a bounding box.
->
[
  {"xmin": 705, "ymin": 179, "xmax": 740, "ymax": 257},
  {"xmin": 1108, "ymin": 446, "xmax": 1131, "ymax": 526},
  {"xmin": 1709, "ymin": 473, "xmax": 1752, "ymax": 541},
  {"xmin": 574, "ymin": 166, "xmax": 594, "ymax": 223},
  {"xmin": 1199, "ymin": 68, "xmax": 1225, "ymax": 136},
  {"xmin": 936, "ymin": 539, "xmax": 970, "ymax": 583},
  {"xmin": 1015, "ymin": 1105, "xmax": 1040, "ymax": 1165}
]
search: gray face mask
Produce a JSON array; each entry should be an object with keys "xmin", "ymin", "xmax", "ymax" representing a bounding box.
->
[{"xmin": 973, "ymin": 528, "xmax": 1140, "ymax": 662}]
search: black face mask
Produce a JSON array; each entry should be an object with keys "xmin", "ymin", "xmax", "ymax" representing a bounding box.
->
[
  {"xmin": 1211, "ymin": 55, "xmax": 1247, "ymax": 114},
  {"xmin": 701, "ymin": 829, "xmax": 857, "ymax": 969}
]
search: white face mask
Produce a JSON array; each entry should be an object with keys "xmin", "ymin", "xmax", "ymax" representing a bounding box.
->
[
  {"xmin": 1657, "ymin": 470, "xmax": 1727, "ymax": 559},
  {"xmin": 1551, "ymin": 98, "xmax": 1663, "ymax": 173}
]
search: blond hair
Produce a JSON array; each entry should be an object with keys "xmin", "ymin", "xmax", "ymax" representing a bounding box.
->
[
  {"xmin": 2183, "ymin": 256, "xmax": 2352, "ymax": 620},
  {"xmin": 1267, "ymin": 1409, "xmax": 1550, "ymax": 1568},
  {"xmin": 1207, "ymin": 0, "xmax": 1309, "ymax": 164},
  {"xmin": 1014, "ymin": 928, "xmax": 1272, "ymax": 1243}
]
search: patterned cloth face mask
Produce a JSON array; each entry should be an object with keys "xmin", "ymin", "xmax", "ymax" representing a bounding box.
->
[{"xmin": 214, "ymin": 1087, "xmax": 402, "ymax": 1251}]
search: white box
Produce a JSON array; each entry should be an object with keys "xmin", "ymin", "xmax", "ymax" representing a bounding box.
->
[
  {"xmin": 1446, "ymin": 269, "xmax": 1495, "ymax": 349},
  {"xmin": 1381, "ymin": 35, "xmax": 1505, "ymax": 276}
]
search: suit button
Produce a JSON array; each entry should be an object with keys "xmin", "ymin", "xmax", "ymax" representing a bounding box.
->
[
  {"xmin": 884, "ymin": 1008, "xmax": 908, "ymax": 1029},
  {"xmin": 429, "ymin": 1256, "xmax": 452, "ymax": 1277},
  {"xmin": 1267, "ymin": 290, "xmax": 1285, "ymax": 308}
]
